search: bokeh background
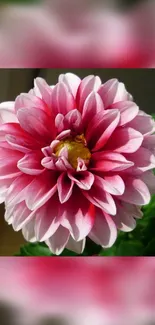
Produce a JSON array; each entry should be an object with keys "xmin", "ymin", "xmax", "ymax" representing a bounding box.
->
[
  {"xmin": 0, "ymin": 0, "xmax": 155, "ymax": 67},
  {"xmin": 0, "ymin": 257, "xmax": 155, "ymax": 325},
  {"xmin": 0, "ymin": 68, "xmax": 155, "ymax": 255}
]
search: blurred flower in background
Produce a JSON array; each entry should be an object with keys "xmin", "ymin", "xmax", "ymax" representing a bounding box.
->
[
  {"xmin": 0, "ymin": 0, "xmax": 155, "ymax": 68},
  {"xmin": 0, "ymin": 258, "xmax": 155, "ymax": 325}
]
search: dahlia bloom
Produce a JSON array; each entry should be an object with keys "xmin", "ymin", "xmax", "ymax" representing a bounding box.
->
[{"xmin": 0, "ymin": 73, "xmax": 155, "ymax": 255}]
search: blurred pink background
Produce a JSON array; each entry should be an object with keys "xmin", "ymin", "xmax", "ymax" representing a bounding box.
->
[
  {"xmin": 0, "ymin": 0, "xmax": 155, "ymax": 68},
  {"xmin": 0, "ymin": 257, "xmax": 155, "ymax": 325}
]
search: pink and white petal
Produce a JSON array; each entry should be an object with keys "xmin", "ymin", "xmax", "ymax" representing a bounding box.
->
[
  {"xmin": 82, "ymin": 177, "xmax": 116, "ymax": 216},
  {"xmin": 15, "ymin": 93, "xmax": 50, "ymax": 115},
  {"xmin": 120, "ymin": 202, "xmax": 143, "ymax": 219},
  {"xmin": 0, "ymin": 101, "xmax": 18, "ymax": 123},
  {"xmin": 61, "ymin": 189, "xmax": 95, "ymax": 241},
  {"xmin": 68, "ymin": 171, "xmax": 94, "ymax": 190},
  {"xmin": 76, "ymin": 75, "xmax": 101, "ymax": 112},
  {"xmin": 113, "ymin": 202, "xmax": 136, "ymax": 232},
  {"xmin": 12, "ymin": 202, "xmax": 35, "ymax": 231},
  {"xmin": 17, "ymin": 151, "xmax": 44, "ymax": 175},
  {"xmin": 82, "ymin": 92, "xmax": 104, "ymax": 127},
  {"xmin": 4, "ymin": 204, "xmax": 15, "ymax": 225},
  {"xmin": 120, "ymin": 177, "xmax": 151, "ymax": 206},
  {"xmin": 17, "ymin": 107, "xmax": 56, "ymax": 142},
  {"xmin": 55, "ymin": 113, "xmax": 64, "ymax": 133},
  {"xmin": 64, "ymin": 109, "xmax": 82, "ymax": 132},
  {"xmin": 140, "ymin": 171, "xmax": 155, "ymax": 195},
  {"xmin": 34, "ymin": 77, "xmax": 53, "ymax": 107},
  {"xmin": 57, "ymin": 172, "xmax": 74, "ymax": 204},
  {"xmin": 125, "ymin": 147, "xmax": 155, "ymax": 172},
  {"xmin": 56, "ymin": 129, "xmax": 71, "ymax": 140},
  {"xmin": 41, "ymin": 156, "xmax": 56, "ymax": 170},
  {"xmin": 55, "ymin": 156, "xmax": 73, "ymax": 171},
  {"xmin": 142, "ymin": 135, "xmax": 155, "ymax": 150},
  {"xmin": 51, "ymin": 82, "xmax": 75, "ymax": 116},
  {"xmin": 98, "ymin": 79, "xmax": 132, "ymax": 108},
  {"xmin": 102, "ymin": 175, "xmax": 125, "ymax": 195},
  {"xmin": 0, "ymin": 141, "xmax": 13, "ymax": 150},
  {"xmin": 110, "ymin": 101, "xmax": 139, "ymax": 126},
  {"xmin": 76, "ymin": 158, "xmax": 87, "ymax": 171},
  {"xmin": 25, "ymin": 172, "xmax": 57, "ymax": 211},
  {"xmin": 0, "ymin": 122, "xmax": 42, "ymax": 151},
  {"xmin": 22, "ymin": 218, "xmax": 37, "ymax": 243},
  {"xmin": 6, "ymin": 174, "xmax": 34, "ymax": 207},
  {"xmin": 34, "ymin": 195, "xmax": 61, "ymax": 242},
  {"xmin": 127, "ymin": 113, "xmax": 155, "ymax": 136},
  {"xmin": 89, "ymin": 210, "xmax": 117, "ymax": 248},
  {"xmin": 58, "ymin": 73, "xmax": 81, "ymax": 98},
  {"xmin": 85, "ymin": 109, "xmax": 120, "ymax": 148},
  {"xmin": 105, "ymin": 127, "xmax": 143, "ymax": 153},
  {"xmin": 58, "ymin": 146, "xmax": 68, "ymax": 159},
  {"xmin": 66, "ymin": 237, "xmax": 86, "ymax": 254},
  {"xmin": 45, "ymin": 226, "xmax": 70, "ymax": 255},
  {"xmin": 98, "ymin": 79, "xmax": 119, "ymax": 108},
  {"xmin": 0, "ymin": 178, "xmax": 15, "ymax": 204},
  {"xmin": 0, "ymin": 147, "xmax": 23, "ymax": 179},
  {"xmin": 91, "ymin": 151, "xmax": 134, "ymax": 172},
  {"xmin": 42, "ymin": 145, "xmax": 53, "ymax": 157},
  {"xmin": 91, "ymin": 110, "xmax": 120, "ymax": 152}
]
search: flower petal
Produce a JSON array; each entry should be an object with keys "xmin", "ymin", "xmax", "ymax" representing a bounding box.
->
[
  {"xmin": 17, "ymin": 151, "xmax": 45, "ymax": 175},
  {"xmin": 34, "ymin": 77, "xmax": 53, "ymax": 107},
  {"xmin": 125, "ymin": 147, "xmax": 155, "ymax": 173},
  {"xmin": 0, "ymin": 178, "xmax": 15, "ymax": 204},
  {"xmin": 5, "ymin": 174, "xmax": 33, "ymax": 207},
  {"xmin": 15, "ymin": 93, "xmax": 50, "ymax": 115},
  {"xmin": 82, "ymin": 177, "xmax": 116, "ymax": 215},
  {"xmin": 128, "ymin": 111, "xmax": 155, "ymax": 136},
  {"xmin": 112, "ymin": 201, "xmax": 136, "ymax": 232},
  {"xmin": 34, "ymin": 195, "xmax": 61, "ymax": 242},
  {"xmin": 89, "ymin": 209, "xmax": 117, "ymax": 247},
  {"xmin": 64, "ymin": 109, "xmax": 82, "ymax": 133},
  {"xmin": 61, "ymin": 189, "xmax": 95, "ymax": 241},
  {"xmin": 51, "ymin": 82, "xmax": 75, "ymax": 116},
  {"xmin": 17, "ymin": 107, "xmax": 56, "ymax": 142},
  {"xmin": 58, "ymin": 73, "xmax": 81, "ymax": 98},
  {"xmin": 92, "ymin": 110, "xmax": 120, "ymax": 151},
  {"xmin": 11, "ymin": 202, "xmax": 35, "ymax": 231},
  {"xmin": 68, "ymin": 171, "xmax": 94, "ymax": 190},
  {"xmin": 0, "ymin": 147, "xmax": 23, "ymax": 180},
  {"xmin": 76, "ymin": 75, "xmax": 101, "ymax": 111},
  {"xmin": 22, "ymin": 218, "xmax": 37, "ymax": 243},
  {"xmin": 120, "ymin": 177, "xmax": 151, "ymax": 206},
  {"xmin": 66, "ymin": 237, "xmax": 86, "ymax": 254},
  {"xmin": 102, "ymin": 175, "xmax": 125, "ymax": 195},
  {"xmin": 105, "ymin": 127, "xmax": 143, "ymax": 153},
  {"xmin": 0, "ymin": 101, "xmax": 18, "ymax": 123},
  {"xmin": 98, "ymin": 79, "xmax": 132, "ymax": 108},
  {"xmin": 45, "ymin": 226, "xmax": 70, "ymax": 255},
  {"xmin": 25, "ymin": 172, "xmax": 57, "ymax": 211},
  {"xmin": 110, "ymin": 101, "xmax": 139, "ymax": 126},
  {"xmin": 91, "ymin": 151, "xmax": 134, "ymax": 172},
  {"xmin": 82, "ymin": 92, "xmax": 104, "ymax": 127},
  {"xmin": 0, "ymin": 122, "xmax": 42, "ymax": 152},
  {"xmin": 57, "ymin": 172, "xmax": 74, "ymax": 203}
]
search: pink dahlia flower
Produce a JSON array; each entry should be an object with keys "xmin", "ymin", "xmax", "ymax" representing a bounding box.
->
[{"xmin": 0, "ymin": 73, "xmax": 155, "ymax": 255}]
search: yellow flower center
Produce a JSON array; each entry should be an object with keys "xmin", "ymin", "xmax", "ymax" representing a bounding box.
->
[{"xmin": 54, "ymin": 134, "xmax": 91, "ymax": 169}]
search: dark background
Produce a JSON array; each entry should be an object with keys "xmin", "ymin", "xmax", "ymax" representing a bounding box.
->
[{"xmin": 0, "ymin": 69, "xmax": 154, "ymax": 255}]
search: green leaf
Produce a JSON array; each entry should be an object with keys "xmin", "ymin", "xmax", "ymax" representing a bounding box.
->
[
  {"xmin": 15, "ymin": 242, "xmax": 53, "ymax": 256},
  {"xmin": 116, "ymin": 240, "xmax": 144, "ymax": 256},
  {"xmin": 143, "ymin": 238, "xmax": 155, "ymax": 256}
]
